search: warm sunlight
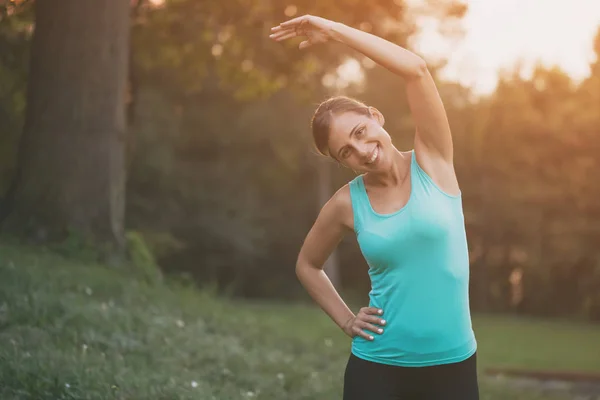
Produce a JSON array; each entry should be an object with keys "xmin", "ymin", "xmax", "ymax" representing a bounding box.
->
[
  {"xmin": 4, "ymin": 1, "xmax": 600, "ymax": 397},
  {"xmin": 414, "ymin": 0, "xmax": 600, "ymax": 94}
]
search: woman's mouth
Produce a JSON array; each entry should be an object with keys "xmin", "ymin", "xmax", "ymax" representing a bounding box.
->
[{"xmin": 366, "ymin": 146, "xmax": 379, "ymax": 165}]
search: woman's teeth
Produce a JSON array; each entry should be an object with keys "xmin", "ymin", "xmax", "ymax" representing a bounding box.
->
[{"xmin": 367, "ymin": 147, "xmax": 379, "ymax": 164}]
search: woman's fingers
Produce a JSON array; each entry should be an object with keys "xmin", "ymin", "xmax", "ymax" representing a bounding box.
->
[
  {"xmin": 279, "ymin": 14, "xmax": 311, "ymax": 29},
  {"xmin": 270, "ymin": 16, "xmax": 329, "ymax": 48},
  {"xmin": 361, "ymin": 307, "xmax": 383, "ymax": 316},
  {"xmin": 270, "ymin": 29, "xmax": 298, "ymax": 42},
  {"xmin": 358, "ymin": 320, "xmax": 384, "ymax": 335},
  {"xmin": 351, "ymin": 322, "xmax": 382, "ymax": 340},
  {"xmin": 368, "ymin": 307, "xmax": 383, "ymax": 315},
  {"xmin": 270, "ymin": 19, "xmax": 310, "ymax": 38},
  {"xmin": 349, "ymin": 309, "xmax": 386, "ymax": 341},
  {"xmin": 352, "ymin": 325, "xmax": 375, "ymax": 341},
  {"xmin": 268, "ymin": 29, "xmax": 290, "ymax": 39},
  {"xmin": 363, "ymin": 314, "xmax": 386, "ymax": 326},
  {"xmin": 363, "ymin": 307, "xmax": 383, "ymax": 315}
]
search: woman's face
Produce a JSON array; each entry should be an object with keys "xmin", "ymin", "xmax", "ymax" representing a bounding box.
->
[{"xmin": 327, "ymin": 108, "xmax": 392, "ymax": 173}]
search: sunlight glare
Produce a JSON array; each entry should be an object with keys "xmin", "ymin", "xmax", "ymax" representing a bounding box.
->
[
  {"xmin": 284, "ymin": 5, "xmax": 298, "ymax": 18},
  {"xmin": 413, "ymin": 0, "xmax": 600, "ymax": 94},
  {"xmin": 337, "ymin": 58, "xmax": 364, "ymax": 85},
  {"xmin": 212, "ymin": 44, "xmax": 223, "ymax": 58}
]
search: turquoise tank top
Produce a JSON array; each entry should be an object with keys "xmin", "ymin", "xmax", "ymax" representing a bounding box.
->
[{"xmin": 349, "ymin": 150, "xmax": 476, "ymax": 367}]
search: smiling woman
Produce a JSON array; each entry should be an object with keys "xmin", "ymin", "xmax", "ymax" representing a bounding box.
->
[
  {"xmin": 310, "ymin": 96, "xmax": 372, "ymax": 159},
  {"xmin": 270, "ymin": 14, "xmax": 478, "ymax": 400}
]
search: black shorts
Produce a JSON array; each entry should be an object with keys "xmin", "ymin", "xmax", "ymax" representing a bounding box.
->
[{"xmin": 343, "ymin": 352, "xmax": 479, "ymax": 400}]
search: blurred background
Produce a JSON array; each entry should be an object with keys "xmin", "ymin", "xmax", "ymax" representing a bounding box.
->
[{"xmin": 1, "ymin": 0, "xmax": 599, "ymax": 398}]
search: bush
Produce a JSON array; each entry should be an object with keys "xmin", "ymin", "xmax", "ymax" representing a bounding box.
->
[{"xmin": 125, "ymin": 230, "xmax": 163, "ymax": 285}]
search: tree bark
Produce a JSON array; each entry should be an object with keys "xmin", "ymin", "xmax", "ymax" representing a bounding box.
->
[{"xmin": 2, "ymin": 0, "xmax": 130, "ymax": 250}]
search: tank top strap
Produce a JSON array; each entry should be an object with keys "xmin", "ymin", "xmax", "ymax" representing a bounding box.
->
[
  {"xmin": 409, "ymin": 150, "xmax": 429, "ymax": 196},
  {"xmin": 348, "ymin": 175, "xmax": 369, "ymax": 234},
  {"xmin": 410, "ymin": 150, "xmax": 460, "ymax": 199}
]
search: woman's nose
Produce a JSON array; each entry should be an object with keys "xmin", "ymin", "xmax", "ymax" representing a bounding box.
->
[{"xmin": 356, "ymin": 143, "xmax": 371, "ymax": 157}]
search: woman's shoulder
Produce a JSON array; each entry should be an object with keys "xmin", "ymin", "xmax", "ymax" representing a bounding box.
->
[
  {"xmin": 326, "ymin": 182, "xmax": 355, "ymax": 231},
  {"xmin": 330, "ymin": 182, "xmax": 352, "ymax": 211}
]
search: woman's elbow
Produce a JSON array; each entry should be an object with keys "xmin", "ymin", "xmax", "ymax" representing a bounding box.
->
[
  {"xmin": 295, "ymin": 256, "xmax": 319, "ymax": 278},
  {"xmin": 406, "ymin": 57, "xmax": 429, "ymax": 80},
  {"xmin": 295, "ymin": 259, "xmax": 310, "ymax": 277}
]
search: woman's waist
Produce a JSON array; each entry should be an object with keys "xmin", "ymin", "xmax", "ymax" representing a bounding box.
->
[
  {"xmin": 366, "ymin": 291, "xmax": 472, "ymax": 340},
  {"xmin": 352, "ymin": 307, "xmax": 475, "ymax": 354},
  {"xmin": 351, "ymin": 334, "xmax": 477, "ymax": 366}
]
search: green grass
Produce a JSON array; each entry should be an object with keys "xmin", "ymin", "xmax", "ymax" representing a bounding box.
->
[
  {"xmin": 473, "ymin": 314, "xmax": 600, "ymax": 373},
  {"xmin": 1, "ymin": 244, "xmax": 599, "ymax": 400}
]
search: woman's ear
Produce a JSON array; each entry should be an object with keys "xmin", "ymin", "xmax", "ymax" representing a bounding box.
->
[{"xmin": 368, "ymin": 106, "xmax": 385, "ymax": 126}]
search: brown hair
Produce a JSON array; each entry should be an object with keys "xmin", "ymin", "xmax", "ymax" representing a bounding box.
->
[{"xmin": 310, "ymin": 96, "xmax": 371, "ymax": 157}]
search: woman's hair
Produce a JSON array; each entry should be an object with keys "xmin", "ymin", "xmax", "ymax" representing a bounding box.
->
[{"xmin": 311, "ymin": 95, "xmax": 371, "ymax": 157}]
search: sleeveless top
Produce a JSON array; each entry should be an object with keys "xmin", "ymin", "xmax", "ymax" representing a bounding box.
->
[{"xmin": 349, "ymin": 150, "xmax": 476, "ymax": 367}]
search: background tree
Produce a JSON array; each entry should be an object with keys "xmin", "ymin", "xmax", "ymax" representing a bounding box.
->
[{"xmin": 1, "ymin": 0, "xmax": 131, "ymax": 255}]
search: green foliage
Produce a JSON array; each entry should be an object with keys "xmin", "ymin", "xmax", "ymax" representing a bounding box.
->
[
  {"xmin": 49, "ymin": 229, "xmax": 105, "ymax": 263},
  {"xmin": 1, "ymin": 244, "xmax": 599, "ymax": 399},
  {"xmin": 130, "ymin": 0, "xmax": 466, "ymax": 98},
  {"xmin": 125, "ymin": 231, "xmax": 163, "ymax": 285},
  {"xmin": 135, "ymin": 230, "xmax": 186, "ymax": 260}
]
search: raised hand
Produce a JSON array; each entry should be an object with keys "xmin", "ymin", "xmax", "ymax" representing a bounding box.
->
[
  {"xmin": 269, "ymin": 15, "xmax": 337, "ymax": 49},
  {"xmin": 342, "ymin": 307, "xmax": 386, "ymax": 341}
]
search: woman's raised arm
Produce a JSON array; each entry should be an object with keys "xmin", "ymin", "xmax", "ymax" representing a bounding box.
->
[{"xmin": 270, "ymin": 15, "xmax": 454, "ymax": 164}]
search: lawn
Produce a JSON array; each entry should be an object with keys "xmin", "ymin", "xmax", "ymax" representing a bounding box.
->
[{"xmin": 1, "ymin": 243, "xmax": 598, "ymax": 399}]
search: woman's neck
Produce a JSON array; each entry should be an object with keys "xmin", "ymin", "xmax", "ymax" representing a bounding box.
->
[{"xmin": 365, "ymin": 148, "xmax": 410, "ymax": 188}]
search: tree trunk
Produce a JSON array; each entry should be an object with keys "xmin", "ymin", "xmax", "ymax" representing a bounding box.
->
[
  {"xmin": 317, "ymin": 158, "xmax": 341, "ymax": 289},
  {"xmin": 2, "ymin": 0, "xmax": 130, "ymax": 251}
]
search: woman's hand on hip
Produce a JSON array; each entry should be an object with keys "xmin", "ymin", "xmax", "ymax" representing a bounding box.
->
[
  {"xmin": 269, "ymin": 15, "xmax": 337, "ymax": 49},
  {"xmin": 342, "ymin": 307, "xmax": 386, "ymax": 341}
]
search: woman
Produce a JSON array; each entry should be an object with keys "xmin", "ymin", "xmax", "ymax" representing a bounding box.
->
[{"xmin": 270, "ymin": 15, "xmax": 479, "ymax": 400}]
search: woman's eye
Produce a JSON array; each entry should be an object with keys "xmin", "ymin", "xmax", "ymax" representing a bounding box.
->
[{"xmin": 356, "ymin": 127, "xmax": 365, "ymax": 137}]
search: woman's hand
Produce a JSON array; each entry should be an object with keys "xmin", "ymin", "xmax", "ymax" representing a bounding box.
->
[
  {"xmin": 342, "ymin": 307, "xmax": 386, "ymax": 341},
  {"xmin": 269, "ymin": 15, "xmax": 338, "ymax": 49}
]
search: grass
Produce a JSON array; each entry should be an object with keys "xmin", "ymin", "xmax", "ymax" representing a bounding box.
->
[
  {"xmin": 473, "ymin": 314, "xmax": 600, "ymax": 374},
  {"xmin": 0, "ymin": 243, "xmax": 599, "ymax": 399}
]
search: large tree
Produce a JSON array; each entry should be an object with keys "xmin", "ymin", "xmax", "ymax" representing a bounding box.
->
[{"xmin": 2, "ymin": 0, "xmax": 130, "ymax": 251}]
